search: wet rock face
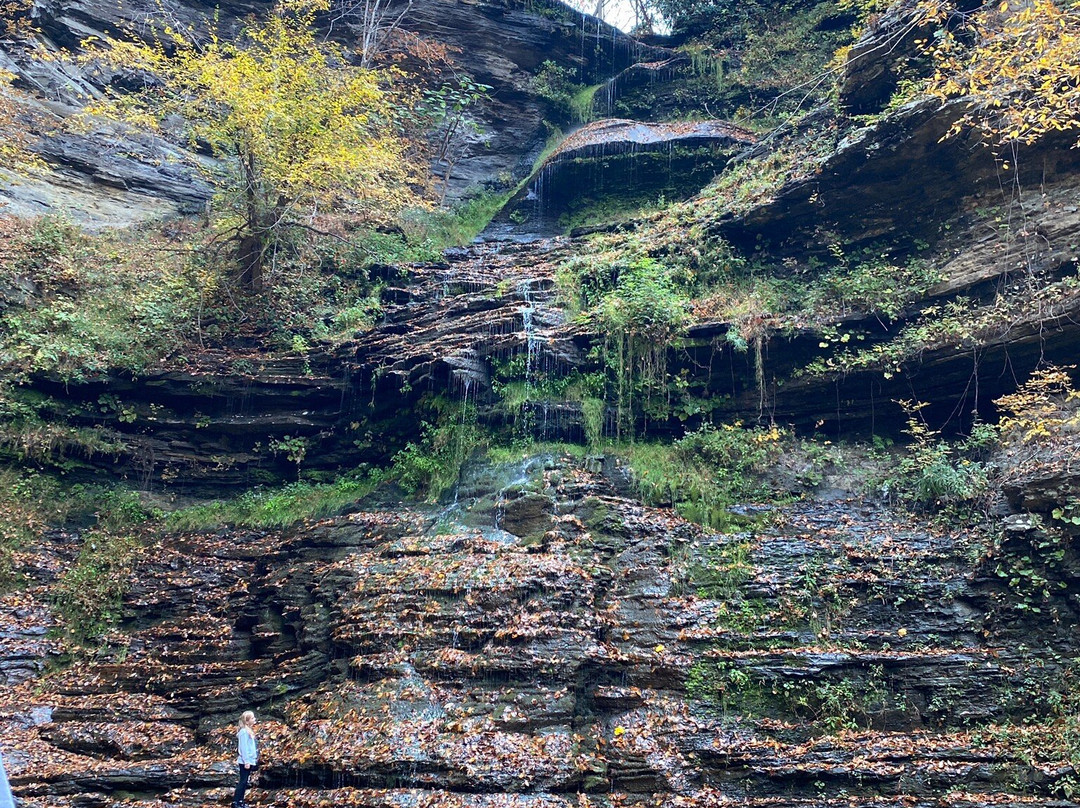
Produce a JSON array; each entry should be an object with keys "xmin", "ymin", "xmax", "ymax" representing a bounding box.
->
[
  {"xmin": 716, "ymin": 100, "xmax": 1080, "ymax": 257},
  {"xmin": 382, "ymin": 0, "xmax": 668, "ymax": 200},
  {"xmin": 12, "ymin": 239, "xmax": 584, "ymax": 492},
  {"xmin": 4, "ymin": 455, "xmax": 1080, "ymax": 807},
  {"xmin": 2, "ymin": 0, "xmax": 656, "ymax": 217},
  {"xmin": 493, "ymin": 118, "xmax": 756, "ymax": 234}
]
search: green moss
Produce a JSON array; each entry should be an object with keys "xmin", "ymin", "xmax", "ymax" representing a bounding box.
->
[
  {"xmin": 558, "ymin": 189, "xmax": 675, "ymax": 233},
  {"xmin": 165, "ymin": 473, "xmax": 383, "ymax": 531},
  {"xmin": 615, "ymin": 422, "xmax": 787, "ymax": 531},
  {"xmin": 569, "ymin": 83, "xmax": 603, "ymax": 123},
  {"xmin": 485, "ymin": 442, "xmax": 590, "ymax": 466},
  {"xmin": 691, "ymin": 541, "xmax": 754, "ymax": 599}
]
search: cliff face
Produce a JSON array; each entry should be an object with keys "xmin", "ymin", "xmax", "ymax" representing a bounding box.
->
[
  {"xmin": 4, "ymin": 454, "xmax": 1080, "ymax": 808},
  {"xmin": 16, "ymin": 94, "xmax": 1079, "ymax": 493},
  {"xmin": 0, "ymin": 0, "xmax": 652, "ymax": 221},
  {"xmin": 3, "ymin": 5, "xmax": 1080, "ymax": 807}
]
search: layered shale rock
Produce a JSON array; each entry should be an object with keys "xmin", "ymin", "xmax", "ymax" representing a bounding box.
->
[
  {"xmin": 0, "ymin": 0, "xmax": 657, "ymax": 220},
  {"xmin": 3, "ymin": 454, "xmax": 1080, "ymax": 807},
  {"xmin": 10, "ymin": 239, "xmax": 580, "ymax": 492},
  {"xmin": 493, "ymin": 118, "xmax": 756, "ymax": 234}
]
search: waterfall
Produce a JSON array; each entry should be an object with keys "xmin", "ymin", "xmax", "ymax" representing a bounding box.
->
[{"xmin": 518, "ymin": 280, "xmax": 539, "ymax": 388}]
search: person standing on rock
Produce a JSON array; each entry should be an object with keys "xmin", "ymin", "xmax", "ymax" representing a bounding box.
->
[
  {"xmin": 0, "ymin": 749, "xmax": 15, "ymax": 808},
  {"xmin": 232, "ymin": 710, "xmax": 258, "ymax": 808}
]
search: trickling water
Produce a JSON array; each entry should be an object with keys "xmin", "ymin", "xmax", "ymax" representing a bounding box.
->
[
  {"xmin": 518, "ymin": 281, "xmax": 540, "ymax": 389},
  {"xmin": 453, "ymin": 377, "xmax": 474, "ymax": 505},
  {"xmin": 392, "ymin": 661, "xmax": 445, "ymax": 722},
  {"xmin": 437, "ymin": 268, "xmax": 454, "ymax": 300},
  {"xmin": 580, "ymin": 12, "xmax": 587, "ymax": 74}
]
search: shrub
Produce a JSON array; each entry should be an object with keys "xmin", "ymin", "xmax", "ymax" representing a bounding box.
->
[
  {"xmin": 392, "ymin": 405, "xmax": 485, "ymax": 501},
  {"xmin": 623, "ymin": 421, "xmax": 786, "ymax": 530},
  {"xmin": 53, "ymin": 530, "xmax": 142, "ymax": 643},
  {"xmin": 884, "ymin": 401, "xmax": 993, "ymax": 509}
]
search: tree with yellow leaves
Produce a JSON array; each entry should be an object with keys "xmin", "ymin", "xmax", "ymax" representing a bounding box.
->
[
  {"xmin": 0, "ymin": 0, "xmax": 45, "ymax": 172},
  {"xmin": 918, "ymin": 0, "xmax": 1080, "ymax": 148},
  {"xmin": 0, "ymin": 69, "xmax": 35, "ymax": 168},
  {"xmin": 84, "ymin": 0, "xmax": 423, "ymax": 289}
]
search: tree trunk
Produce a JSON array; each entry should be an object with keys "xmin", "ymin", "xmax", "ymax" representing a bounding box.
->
[
  {"xmin": 237, "ymin": 232, "xmax": 263, "ymax": 292},
  {"xmin": 238, "ymin": 146, "xmax": 264, "ymax": 292}
]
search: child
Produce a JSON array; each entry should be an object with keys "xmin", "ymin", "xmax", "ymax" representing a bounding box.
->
[
  {"xmin": 232, "ymin": 711, "xmax": 258, "ymax": 808},
  {"xmin": 0, "ymin": 749, "xmax": 15, "ymax": 808}
]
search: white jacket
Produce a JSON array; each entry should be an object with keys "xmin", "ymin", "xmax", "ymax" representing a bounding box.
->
[
  {"xmin": 0, "ymin": 751, "xmax": 15, "ymax": 808},
  {"xmin": 237, "ymin": 726, "xmax": 258, "ymax": 767}
]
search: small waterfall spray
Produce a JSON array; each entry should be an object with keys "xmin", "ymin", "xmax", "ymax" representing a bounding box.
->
[{"xmin": 519, "ymin": 281, "xmax": 539, "ymax": 387}]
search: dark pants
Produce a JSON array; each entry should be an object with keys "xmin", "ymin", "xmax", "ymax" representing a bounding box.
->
[{"xmin": 233, "ymin": 764, "xmax": 252, "ymax": 807}]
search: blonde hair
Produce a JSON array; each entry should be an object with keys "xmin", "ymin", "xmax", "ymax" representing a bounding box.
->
[{"xmin": 238, "ymin": 710, "xmax": 255, "ymax": 729}]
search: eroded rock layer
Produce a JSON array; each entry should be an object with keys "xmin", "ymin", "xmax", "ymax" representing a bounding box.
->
[
  {"xmin": 1, "ymin": 0, "xmax": 656, "ymax": 221},
  {"xmin": 3, "ymin": 455, "xmax": 1079, "ymax": 807}
]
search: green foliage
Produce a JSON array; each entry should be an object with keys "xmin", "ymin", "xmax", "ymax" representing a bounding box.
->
[
  {"xmin": 1052, "ymin": 499, "xmax": 1080, "ymax": 528},
  {"xmin": 392, "ymin": 403, "xmax": 485, "ymax": 501},
  {"xmin": 82, "ymin": 0, "xmax": 423, "ymax": 288},
  {"xmin": 418, "ymin": 75, "xmax": 493, "ymax": 200},
  {"xmin": 1, "ymin": 472, "xmax": 163, "ymax": 597},
  {"xmin": 919, "ymin": 0, "xmax": 1080, "ymax": 148},
  {"xmin": 569, "ymin": 84, "xmax": 603, "ymax": 124},
  {"xmin": 269, "ymin": 435, "xmax": 310, "ymax": 467},
  {"xmin": 808, "ymin": 276, "xmax": 1080, "ymax": 378},
  {"xmin": 581, "ymin": 397, "xmax": 605, "ymax": 448},
  {"xmin": 688, "ymin": 658, "xmax": 890, "ymax": 731},
  {"xmin": 0, "ymin": 213, "xmax": 401, "ymax": 370},
  {"xmin": 811, "ymin": 254, "xmax": 942, "ymax": 321},
  {"xmin": 0, "ymin": 218, "xmax": 200, "ymax": 380},
  {"xmin": 558, "ymin": 189, "xmax": 676, "ymax": 233},
  {"xmin": 490, "ymin": 352, "xmax": 606, "ymax": 437},
  {"xmin": 405, "ymin": 190, "xmax": 517, "ymax": 249},
  {"xmin": 165, "ymin": 473, "xmax": 382, "ymax": 531},
  {"xmin": 633, "ymin": 1, "xmax": 857, "ymax": 123},
  {"xmin": 881, "ymin": 402, "xmax": 994, "ymax": 510},
  {"xmin": 90, "ymin": 487, "xmax": 161, "ymax": 532},
  {"xmin": 777, "ymin": 665, "xmax": 890, "ymax": 733},
  {"xmin": 0, "ymin": 468, "xmax": 54, "ymax": 589},
  {"xmin": 558, "ymin": 255, "xmax": 691, "ymax": 435},
  {"xmin": 621, "ymin": 421, "xmax": 786, "ymax": 530},
  {"xmin": 734, "ymin": 2, "xmax": 853, "ymax": 110},
  {"xmin": 484, "ymin": 442, "xmax": 590, "ymax": 465},
  {"xmin": 53, "ymin": 529, "xmax": 142, "ymax": 644},
  {"xmin": 993, "ymin": 528, "xmax": 1069, "ymax": 613},
  {"xmin": 0, "ymin": 386, "xmax": 130, "ymax": 471},
  {"xmin": 971, "ymin": 670, "xmax": 1080, "ymax": 796},
  {"xmin": 686, "ymin": 660, "xmax": 761, "ymax": 716},
  {"xmin": 530, "ymin": 60, "xmax": 590, "ymax": 123},
  {"xmin": 697, "ymin": 132, "xmax": 837, "ymax": 217},
  {"xmin": 690, "ymin": 541, "xmax": 753, "ymax": 599},
  {"xmin": 330, "ymin": 292, "xmax": 383, "ymax": 339}
]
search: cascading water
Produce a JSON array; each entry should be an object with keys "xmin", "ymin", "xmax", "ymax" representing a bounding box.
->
[{"xmin": 518, "ymin": 280, "xmax": 540, "ymax": 389}]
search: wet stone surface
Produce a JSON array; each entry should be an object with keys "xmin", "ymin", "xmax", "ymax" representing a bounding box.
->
[{"xmin": 3, "ymin": 454, "xmax": 1080, "ymax": 807}]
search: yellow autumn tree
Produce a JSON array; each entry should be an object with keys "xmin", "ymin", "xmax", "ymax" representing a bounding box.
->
[
  {"xmin": 918, "ymin": 0, "xmax": 1080, "ymax": 147},
  {"xmin": 84, "ymin": 0, "xmax": 422, "ymax": 289},
  {"xmin": 0, "ymin": 1, "xmax": 45, "ymax": 172},
  {"xmin": 0, "ymin": 69, "xmax": 33, "ymax": 167}
]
